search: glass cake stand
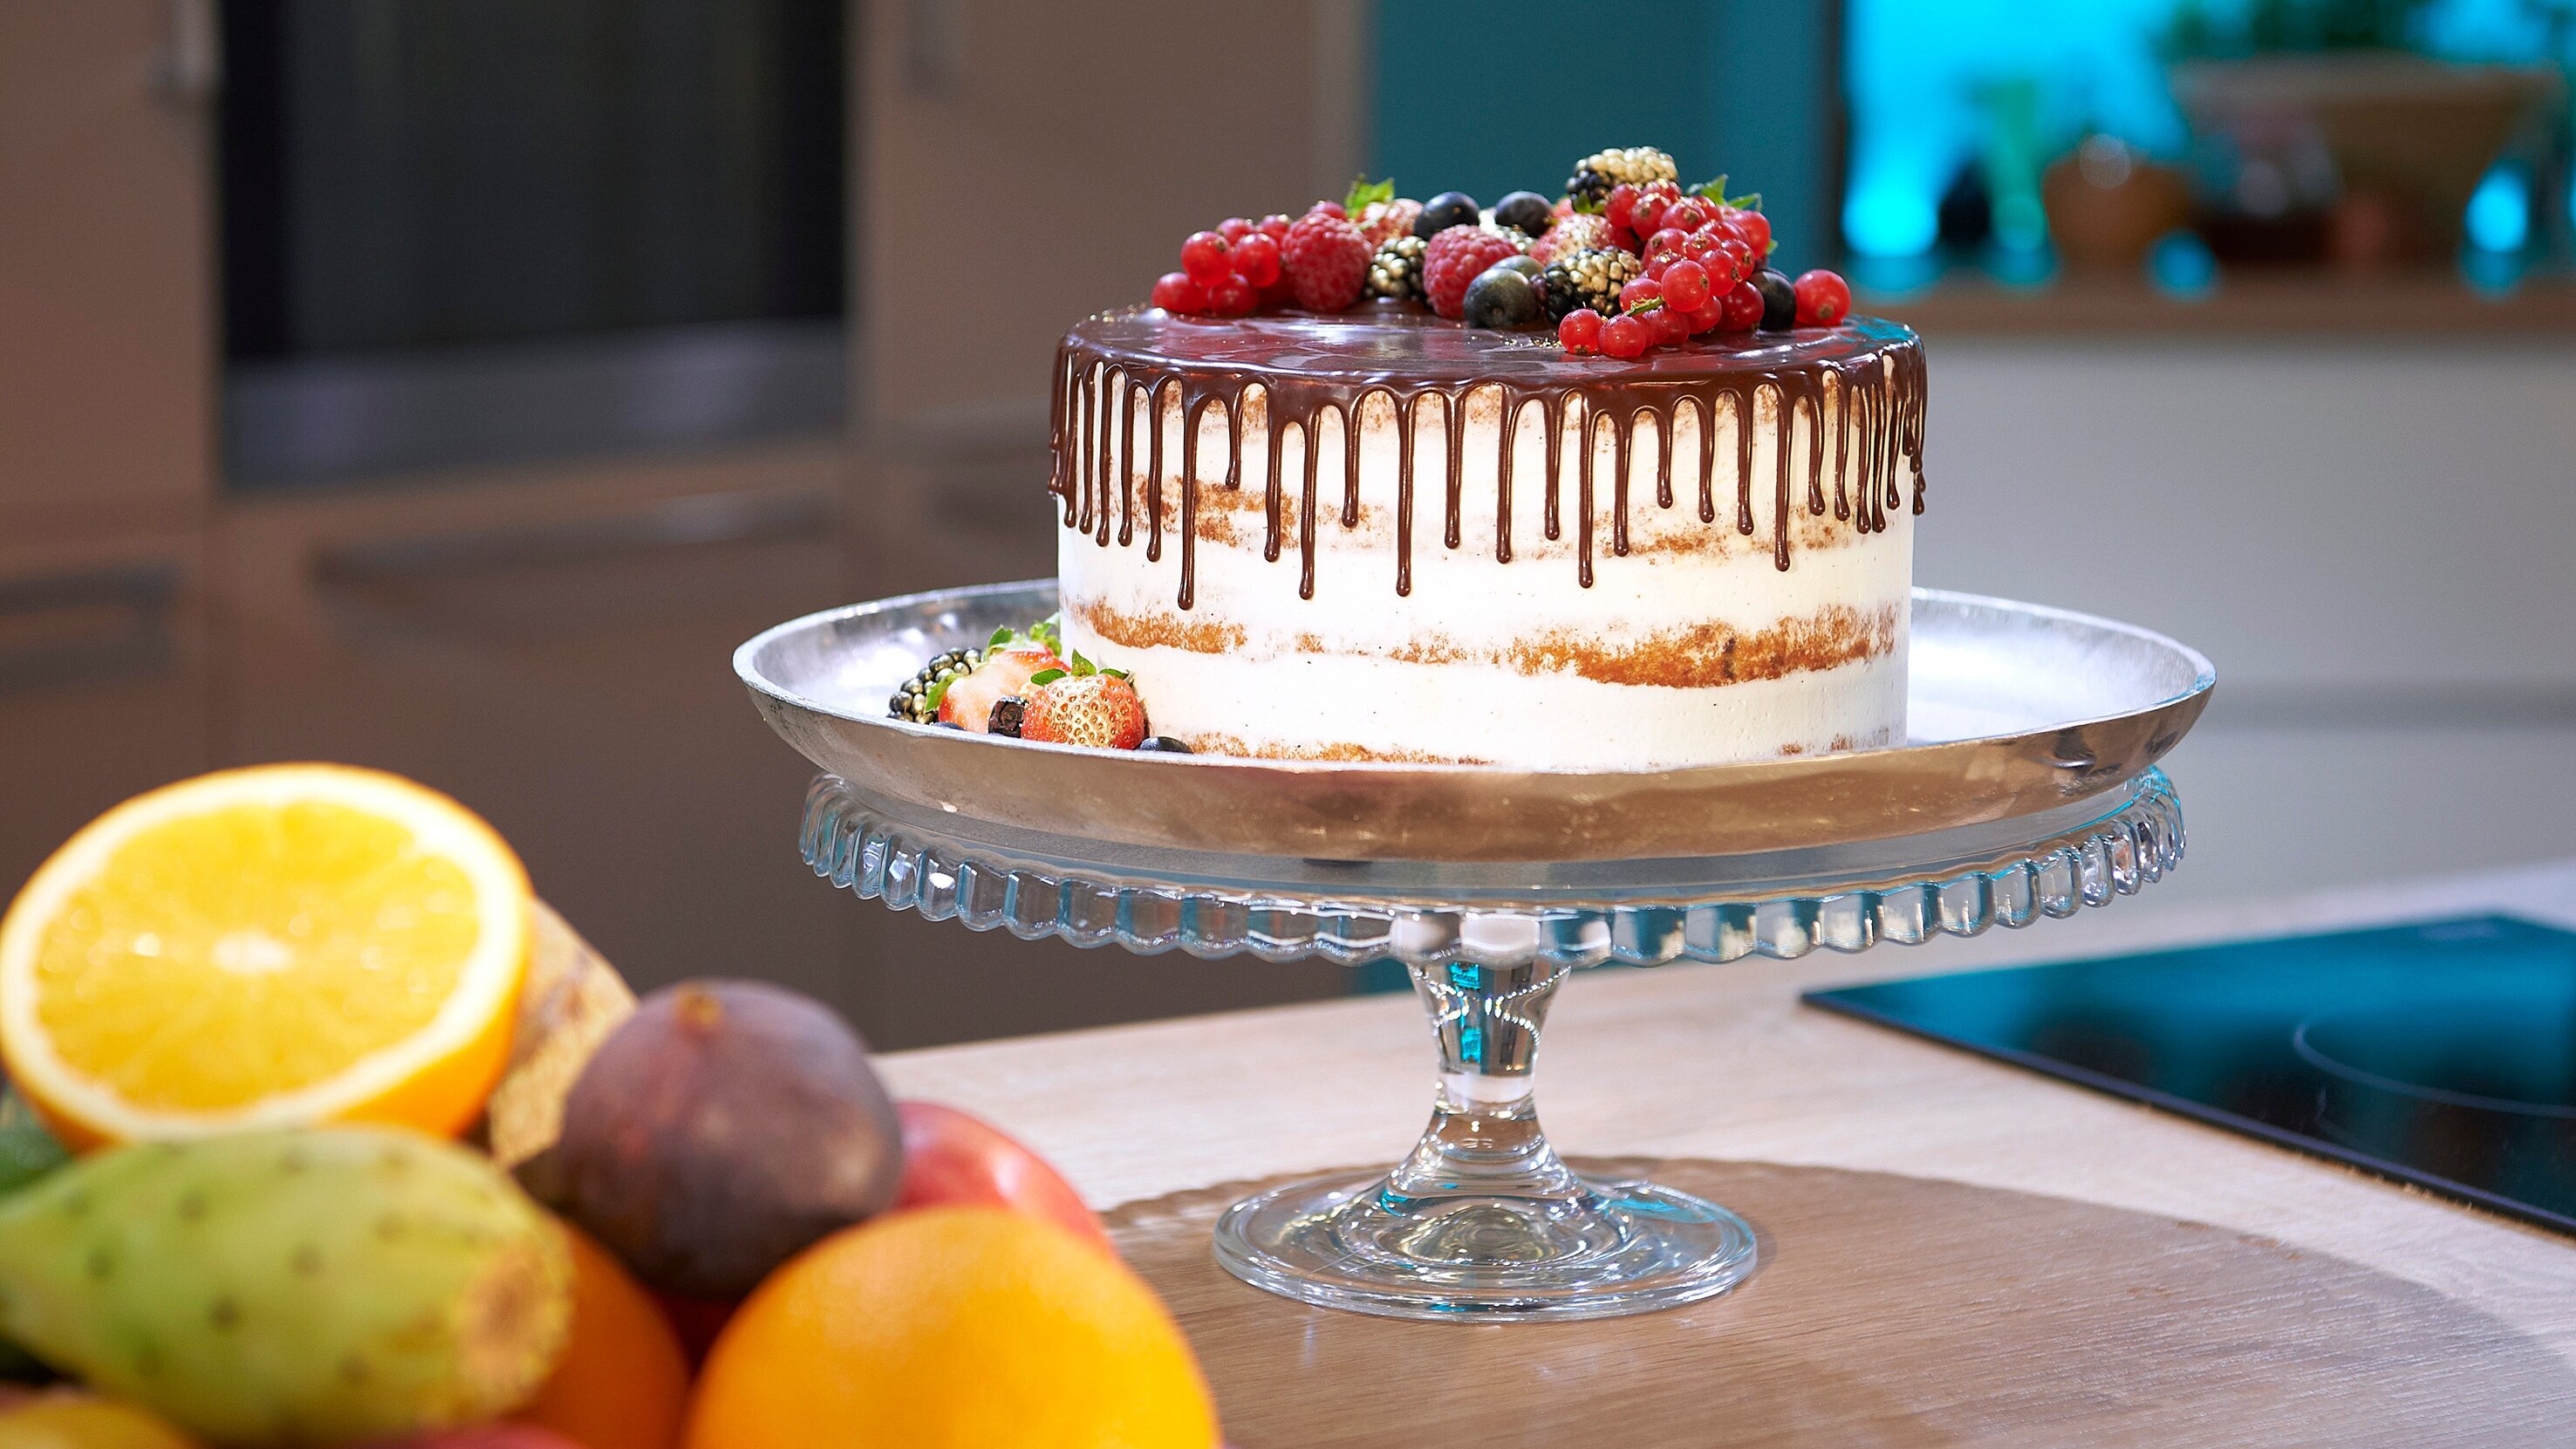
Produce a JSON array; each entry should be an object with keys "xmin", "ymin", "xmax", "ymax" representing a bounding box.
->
[{"xmin": 739, "ymin": 581, "xmax": 2212, "ymax": 1322}]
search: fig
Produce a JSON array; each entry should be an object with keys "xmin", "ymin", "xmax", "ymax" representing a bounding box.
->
[{"xmin": 516, "ymin": 980, "xmax": 902, "ymax": 1299}]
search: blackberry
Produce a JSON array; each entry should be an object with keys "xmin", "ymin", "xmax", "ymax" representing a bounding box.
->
[
  {"xmin": 1565, "ymin": 147, "xmax": 1677, "ymax": 207},
  {"xmin": 1540, "ymin": 247, "xmax": 1643, "ymax": 321},
  {"xmin": 888, "ymin": 646, "xmax": 981, "ymax": 723},
  {"xmin": 1364, "ymin": 234, "xmax": 1428, "ymax": 303}
]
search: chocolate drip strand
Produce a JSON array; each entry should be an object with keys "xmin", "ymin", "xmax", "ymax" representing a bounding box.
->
[{"xmin": 1045, "ymin": 311, "xmax": 1927, "ymax": 611}]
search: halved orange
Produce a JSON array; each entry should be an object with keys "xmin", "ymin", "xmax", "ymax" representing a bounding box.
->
[{"xmin": 0, "ymin": 764, "xmax": 532, "ymax": 1149}]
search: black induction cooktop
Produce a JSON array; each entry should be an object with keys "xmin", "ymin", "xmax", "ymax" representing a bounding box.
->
[{"xmin": 1805, "ymin": 916, "xmax": 2576, "ymax": 1236}]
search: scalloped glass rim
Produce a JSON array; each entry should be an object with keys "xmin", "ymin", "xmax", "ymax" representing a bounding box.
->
[{"xmin": 801, "ymin": 768, "xmax": 2184, "ymax": 969}]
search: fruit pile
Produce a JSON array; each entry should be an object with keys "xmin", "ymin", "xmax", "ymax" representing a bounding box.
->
[
  {"xmin": 889, "ymin": 616, "xmax": 1189, "ymax": 754},
  {"xmin": 0, "ymin": 766, "xmax": 1216, "ymax": 1449},
  {"xmin": 1147, "ymin": 145, "xmax": 1853, "ymax": 358}
]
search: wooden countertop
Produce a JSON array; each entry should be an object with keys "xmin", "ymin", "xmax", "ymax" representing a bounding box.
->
[{"xmin": 879, "ymin": 861, "xmax": 2576, "ymax": 1444}]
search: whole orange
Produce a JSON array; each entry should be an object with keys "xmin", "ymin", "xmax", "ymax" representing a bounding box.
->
[
  {"xmin": 514, "ymin": 1225, "xmax": 691, "ymax": 1449},
  {"xmin": 683, "ymin": 1206, "xmax": 1216, "ymax": 1449}
]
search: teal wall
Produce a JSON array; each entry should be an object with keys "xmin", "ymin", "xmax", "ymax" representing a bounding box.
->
[{"xmin": 1370, "ymin": 0, "xmax": 1837, "ymax": 263}]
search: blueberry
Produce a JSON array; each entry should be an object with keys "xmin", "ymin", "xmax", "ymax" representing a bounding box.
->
[
  {"xmin": 987, "ymin": 696, "xmax": 1027, "ymax": 737},
  {"xmin": 1416, "ymin": 191, "xmax": 1479, "ymax": 240},
  {"xmin": 1493, "ymin": 191, "xmax": 1554, "ymax": 236},
  {"xmin": 1753, "ymin": 269, "xmax": 1798, "ymax": 331},
  {"xmin": 1462, "ymin": 265, "xmax": 1545, "ymax": 330},
  {"xmin": 1136, "ymin": 735, "xmax": 1195, "ymax": 754},
  {"xmin": 1493, "ymin": 255, "xmax": 1542, "ymax": 279}
]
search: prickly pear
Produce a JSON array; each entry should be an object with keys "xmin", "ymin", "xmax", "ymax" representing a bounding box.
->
[
  {"xmin": 0, "ymin": 1127, "xmax": 572, "ymax": 1449},
  {"xmin": 516, "ymin": 980, "xmax": 901, "ymax": 1298},
  {"xmin": 0, "ymin": 1391, "xmax": 200, "ymax": 1447}
]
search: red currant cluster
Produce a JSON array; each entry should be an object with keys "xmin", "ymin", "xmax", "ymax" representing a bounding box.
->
[
  {"xmin": 1151, "ymin": 215, "xmax": 1298, "ymax": 318},
  {"xmin": 1558, "ymin": 181, "xmax": 1850, "ymax": 358}
]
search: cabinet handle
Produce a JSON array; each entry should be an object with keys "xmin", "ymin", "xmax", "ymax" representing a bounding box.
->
[
  {"xmin": 312, "ymin": 491, "xmax": 836, "ymax": 588},
  {"xmin": 0, "ymin": 564, "xmax": 182, "ymax": 696}
]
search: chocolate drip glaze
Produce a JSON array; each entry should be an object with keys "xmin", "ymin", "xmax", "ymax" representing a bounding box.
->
[{"xmin": 1047, "ymin": 307, "xmax": 1928, "ymax": 611}]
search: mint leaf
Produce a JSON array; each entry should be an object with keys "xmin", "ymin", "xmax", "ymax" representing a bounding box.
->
[
  {"xmin": 1026, "ymin": 667, "xmax": 1068, "ymax": 688},
  {"xmin": 1690, "ymin": 174, "xmax": 1727, "ymax": 203},
  {"xmin": 1101, "ymin": 666, "xmax": 1131, "ymax": 680},
  {"xmin": 1344, "ymin": 174, "xmax": 1394, "ymax": 215},
  {"xmin": 1731, "ymin": 191, "xmax": 1762, "ymax": 213},
  {"xmin": 988, "ymin": 625, "xmax": 1015, "ymax": 650},
  {"xmin": 1069, "ymin": 650, "xmax": 1096, "ymax": 677}
]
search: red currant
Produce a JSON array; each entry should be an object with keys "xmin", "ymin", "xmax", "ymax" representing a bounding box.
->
[
  {"xmin": 1650, "ymin": 303, "xmax": 1691, "ymax": 345},
  {"xmin": 1599, "ymin": 314, "xmax": 1650, "ymax": 359},
  {"xmin": 1151, "ymin": 271, "xmax": 1206, "ymax": 314},
  {"xmin": 1644, "ymin": 227, "xmax": 1690, "ymax": 264},
  {"xmin": 1181, "ymin": 230, "xmax": 1232, "ymax": 284},
  {"xmin": 1686, "ymin": 298, "xmax": 1726, "ymax": 334},
  {"xmin": 1631, "ymin": 191, "xmax": 1671, "ymax": 235},
  {"xmin": 1681, "ymin": 228, "xmax": 1727, "ymax": 268},
  {"xmin": 1718, "ymin": 280, "xmax": 1763, "ymax": 331},
  {"xmin": 1259, "ymin": 213, "xmax": 1294, "ymax": 243},
  {"xmin": 1205, "ymin": 275, "xmax": 1256, "ymax": 318},
  {"xmin": 1664, "ymin": 198, "xmax": 1710, "ymax": 233},
  {"xmin": 1661, "ymin": 258, "xmax": 1712, "ymax": 312},
  {"xmin": 1218, "ymin": 216, "xmax": 1254, "ymax": 244},
  {"xmin": 1605, "ymin": 183, "xmax": 1640, "ymax": 232},
  {"xmin": 1715, "ymin": 238, "xmax": 1757, "ymax": 285},
  {"xmin": 1617, "ymin": 277, "xmax": 1663, "ymax": 315},
  {"xmin": 1724, "ymin": 207, "xmax": 1772, "ymax": 256},
  {"xmin": 1231, "ymin": 232, "xmax": 1283, "ymax": 287},
  {"xmin": 1557, "ymin": 307, "xmax": 1605, "ymax": 354},
  {"xmin": 1794, "ymin": 269, "xmax": 1853, "ymax": 327}
]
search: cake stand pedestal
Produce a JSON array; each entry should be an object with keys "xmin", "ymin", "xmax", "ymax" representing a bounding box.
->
[
  {"xmin": 798, "ymin": 767, "xmax": 2183, "ymax": 1321},
  {"xmin": 740, "ymin": 578, "xmax": 2210, "ymax": 1321}
]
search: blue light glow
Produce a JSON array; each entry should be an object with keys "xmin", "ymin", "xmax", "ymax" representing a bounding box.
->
[
  {"xmin": 1844, "ymin": 180, "xmax": 1939, "ymax": 258},
  {"xmin": 2149, "ymin": 229, "xmax": 2218, "ymax": 297},
  {"xmin": 2466, "ymin": 163, "xmax": 2531, "ymax": 254}
]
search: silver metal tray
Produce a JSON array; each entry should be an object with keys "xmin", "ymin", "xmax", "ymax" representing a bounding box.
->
[{"xmin": 735, "ymin": 580, "xmax": 2212, "ymax": 864}]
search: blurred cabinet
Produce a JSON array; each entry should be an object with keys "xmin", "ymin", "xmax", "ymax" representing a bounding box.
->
[{"xmin": 210, "ymin": 448, "xmax": 852, "ymax": 999}]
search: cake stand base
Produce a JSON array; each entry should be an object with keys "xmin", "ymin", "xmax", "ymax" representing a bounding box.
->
[{"xmin": 1213, "ymin": 960, "xmax": 1759, "ymax": 1320}]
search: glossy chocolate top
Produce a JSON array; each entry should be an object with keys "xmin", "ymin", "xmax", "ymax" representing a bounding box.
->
[{"xmin": 1064, "ymin": 304, "xmax": 1919, "ymax": 388}]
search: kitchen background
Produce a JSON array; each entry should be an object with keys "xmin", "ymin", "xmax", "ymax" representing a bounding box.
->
[{"xmin": 3, "ymin": 0, "xmax": 2570, "ymax": 1048}]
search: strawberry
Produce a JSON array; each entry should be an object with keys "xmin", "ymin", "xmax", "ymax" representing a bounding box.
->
[
  {"xmin": 938, "ymin": 642, "xmax": 1066, "ymax": 732},
  {"xmin": 1022, "ymin": 673, "xmax": 1147, "ymax": 750},
  {"xmin": 1529, "ymin": 212, "xmax": 1616, "ymax": 269}
]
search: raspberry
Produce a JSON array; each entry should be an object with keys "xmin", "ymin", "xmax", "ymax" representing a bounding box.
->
[
  {"xmin": 1231, "ymin": 232, "xmax": 1282, "ymax": 287},
  {"xmin": 1151, "ymin": 271, "xmax": 1206, "ymax": 314},
  {"xmin": 1180, "ymin": 230, "xmax": 1231, "ymax": 285},
  {"xmin": 1794, "ymin": 268, "xmax": 1853, "ymax": 327},
  {"xmin": 1356, "ymin": 197, "xmax": 1425, "ymax": 249},
  {"xmin": 1529, "ymin": 212, "xmax": 1615, "ymax": 269},
  {"xmin": 1557, "ymin": 308, "xmax": 1604, "ymax": 353},
  {"xmin": 1599, "ymin": 314, "xmax": 1649, "ymax": 359},
  {"xmin": 1421, "ymin": 227, "xmax": 1523, "ymax": 320},
  {"xmin": 1308, "ymin": 200, "xmax": 1348, "ymax": 219},
  {"xmin": 1281, "ymin": 212, "xmax": 1371, "ymax": 311}
]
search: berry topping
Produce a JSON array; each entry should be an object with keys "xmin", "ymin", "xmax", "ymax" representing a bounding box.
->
[
  {"xmin": 1605, "ymin": 183, "xmax": 1641, "ymax": 232},
  {"xmin": 1260, "ymin": 213, "xmax": 1294, "ymax": 243},
  {"xmin": 1308, "ymin": 199, "xmax": 1349, "ymax": 219},
  {"xmin": 1415, "ymin": 191, "xmax": 1481, "ymax": 240},
  {"xmin": 1364, "ymin": 234, "xmax": 1429, "ymax": 303},
  {"xmin": 1150, "ymin": 271, "xmax": 1206, "ymax": 315},
  {"xmin": 1662, "ymin": 197, "xmax": 1712, "ymax": 234},
  {"xmin": 1724, "ymin": 206, "xmax": 1773, "ymax": 256},
  {"xmin": 1660, "ymin": 257, "xmax": 1712, "ymax": 312},
  {"xmin": 1528, "ymin": 211, "xmax": 1616, "ymax": 268},
  {"xmin": 1565, "ymin": 147, "xmax": 1677, "ymax": 208},
  {"xmin": 1616, "ymin": 277, "xmax": 1663, "ymax": 314},
  {"xmin": 1205, "ymin": 274, "xmax": 1257, "ymax": 318},
  {"xmin": 987, "ymin": 696, "xmax": 1028, "ymax": 737},
  {"xmin": 1461, "ymin": 264, "xmax": 1545, "ymax": 329},
  {"xmin": 1650, "ymin": 301, "xmax": 1692, "ymax": 345},
  {"xmin": 1540, "ymin": 246, "xmax": 1643, "ymax": 322},
  {"xmin": 1557, "ymin": 307, "xmax": 1605, "ymax": 353},
  {"xmin": 1493, "ymin": 190, "xmax": 1554, "ymax": 236},
  {"xmin": 1712, "ymin": 236, "xmax": 1758, "ymax": 285},
  {"xmin": 1794, "ymin": 268, "xmax": 1852, "ymax": 327},
  {"xmin": 1357, "ymin": 198, "xmax": 1425, "ymax": 249},
  {"xmin": 1281, "ymin": 211, "xmax": 1372, "ymax": 311},
  {"xmin": 1230, "ymin": 232, "xmax": 1283, "ymax": 288},
  {"xmin": 1598, "ymin": 313, "xmax": 1650, "ymax": 359},
  {"xmin": 1135, "ymin": 735, "xmax": 1195, "ymax": 754},
  {"xmin": 1718, "ymin": 279, "xmax": 1765, "ymax": 331},
  {"xmin": 1421, "ymin": 226, "xmax": 1525, "ymax": 320},
  {"xmin": 1752, "ymin": 268, "xmax": 1798, "ymax": 331},
  {"xmin": 1217, "ymin": 216, "xmax": 1254, "ymax": 243},
  {"xmin": 1179, "ymin": 230, "xmax": 1231, "ymax": 285},
  {"xmin": 890, "ymin": 647, "xmax": 981, "ymax": 723},
  {"xmin": 936, "ymin": 641, "xmax": 1067, "ymax": 732},
  {"xmin": 1685, "ymin": 297, "xmax": 1726, "ymax": 334},
  {"xmin": 1630, "ymin": 181, "xmax": 1680, "ymax": 236},
  {"xmin": 1022, "ymin": 672, "xmax": 1148, "ymax": 751}
]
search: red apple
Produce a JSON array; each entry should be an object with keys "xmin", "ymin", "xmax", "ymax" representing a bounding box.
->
[{"xmin": 894, "ymin": 1101, "xmax": 1116, "ymax": 1255}]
